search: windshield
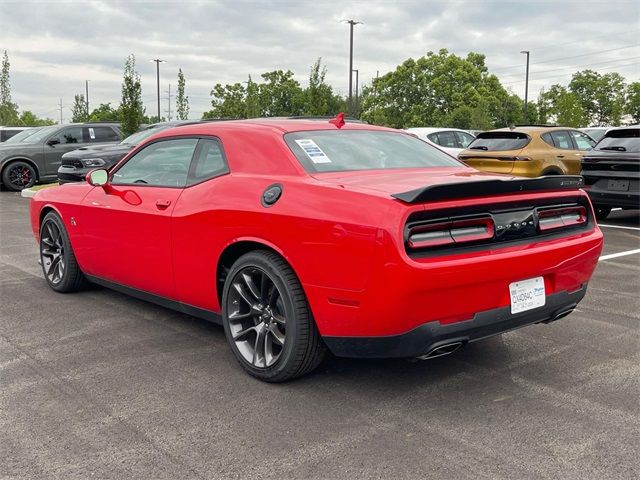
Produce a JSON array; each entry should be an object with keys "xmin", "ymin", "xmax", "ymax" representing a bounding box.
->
[
  {"xmin": 467, "ymin": 132, "xmax": 530, "ymax": 151},
  {"xmin": 3, "ymin": 128, "xmax": 41, "ymax": 144},
  {"xmin": 18, "ymin": 125, "xmax": 59, "ymax": 144},
  {"xmin": 595, "ymin": 128, "xmax": 640, "ymax": 153},
  {"xmin": 284, "ymin": 130, "xmax": 462, "ymax": 173},
  {"xmin": 121, "ymin": 125, "xmax": 170, "ymax": 145}
]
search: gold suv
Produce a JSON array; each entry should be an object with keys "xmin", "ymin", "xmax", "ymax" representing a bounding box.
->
[{"xmin": 458, "ymin": 126, "xmax": 596, "ymax": 177}]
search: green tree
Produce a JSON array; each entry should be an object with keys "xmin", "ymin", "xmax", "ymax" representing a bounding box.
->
[
  {"xmin": 258, "ymin": 70, "xmax": 304, "ymax": 117},
  {"xmin": 538, "ymin": 85, "xmax": 586, "ymax": 127},
  {"xmin": 245, "ymin": 75, "xmax": 260, "ymax": 118},
  {"xmin": 119, "ymin": 54, "xmax": 144, "ymax": 136},
  {"xmin": 176, "ymin": 68, "xmax": 189, "ymax": 120},
  {"xmin": 568, "ymin": 70, "xmax": 625, "ymax": 126},
  {"xmin": 303, "ymin": 58, "xmax": 344, "ymax": 116},
  {"xmin": 0, "ymin": 50, "xmax": 19, "ymax": 125},
  {"xmin": 624, "ymin": 81, "xmax": 640, "ymax": 124},
  {"xmin": 88, "ymin": 103, "xmax": 120, "ymax": 122},
  {"xmin": 360, "ymin": 49, "xmax": 519, "ymax": 129},
  {"xmin": 71, "ymin": 94, "xmax": 88, "ymax": 122},
  {"xmin": 19, "ymin": 111, "xmax": 55, "ymax": 126},
  {"xmin": 203, "ymin": 82, "xmax": 248, "ymax": 119}
]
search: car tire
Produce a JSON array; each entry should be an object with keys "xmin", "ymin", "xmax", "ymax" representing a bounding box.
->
[
  {"xmin": 222, "ymin": 250, "xmax": 326, "ymax": 382},
  {"xmin": 2, "ymin": 161, "xmax": 37, "ymax": 191},
  {"xmin": 594, "ymin": 206, "xmax": 611, "ymax": 221},
  {"xmin": 39, "ymin": 212, "xmax": 86, "ymax": 293}
]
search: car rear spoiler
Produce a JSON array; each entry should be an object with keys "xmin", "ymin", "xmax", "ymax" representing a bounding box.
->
[{"xmin": 391, "ymin": 175, "xmax": 584, "ymax": 203}]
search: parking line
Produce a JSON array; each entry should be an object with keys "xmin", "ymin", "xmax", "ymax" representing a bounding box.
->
[
  {"xmin": 598, "ymin": 224, "xmax": 640, "ymax": 231},
  {"xmin": 599, "ymin": 248, "xmax": 640, "ymax": 262}
]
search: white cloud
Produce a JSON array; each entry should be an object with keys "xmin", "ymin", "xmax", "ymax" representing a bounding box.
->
[{"xmin": 1, "ymin": 0, "xmax": 638, "ymax": 121}]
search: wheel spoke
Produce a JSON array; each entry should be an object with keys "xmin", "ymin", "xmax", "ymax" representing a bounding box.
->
[
  {"xmin": 242, "ymin": 272, "xmax": 261, "ymax": 301},
  {"xmin": 260, "ymin": 271, "xmax": 270, "ymax": 302},
  {"xmin": 268, "ymin": 323, "xmax": 285, "ymax": 346},
  {"xmin": 42, "ymin": 237, "xmax": 54, "ymax": 247},
  {"xmin": 47, "ymin": 255, "xmax": 61, "ymax": 275},
  {"xmin": 267, "ymin": 283, "xmax": 279, "ymax": 306},
  {"xmin": 228, "ymin": 310, "xmax": 252, "ymax": 321},
  {"xmin": 252, "ymin": 324, "xmax": 267, "ymax": 367},
  {"xmin": 272, "ymin": 313, "xmax": 286, "ymax": 325},
  {"xmin": 233, "ymin": 325, "xmax": 256, "ymax": 341},
  {"xmin": 233, "ymin": 282, "xmax": 256, "ymax": 307}
]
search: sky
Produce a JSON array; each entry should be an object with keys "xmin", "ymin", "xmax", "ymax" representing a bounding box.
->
[{"xmin": 1, "ymin": 0, "xmax": 638, "ymax": 122}]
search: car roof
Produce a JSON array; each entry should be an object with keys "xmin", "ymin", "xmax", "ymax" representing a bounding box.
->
[
  {"xmin": 405, "ymin": 127, "xmax": 473, "ymax": 135},
  {"xmin": 491, "ymin": 126, "xmax": 578, "ymax": 134},
  {"xmin": 152, "ymin": 118, "xmax": 395, "ymax": 138}
]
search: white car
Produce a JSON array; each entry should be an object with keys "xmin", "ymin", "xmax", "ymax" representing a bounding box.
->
[{"xmin": 405, "ymin": 127, "xmax": 476, "ymax": 157}]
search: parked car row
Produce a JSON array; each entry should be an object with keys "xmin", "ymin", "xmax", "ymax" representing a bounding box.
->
[{"xmin": 0, "ymin": 122, "xmax": 121, "ymax": 191}]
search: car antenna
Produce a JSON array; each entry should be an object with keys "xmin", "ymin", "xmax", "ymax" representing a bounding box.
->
[{"xmin": 329, "ymin": 112, "xmax": 346, "ymax": 129}]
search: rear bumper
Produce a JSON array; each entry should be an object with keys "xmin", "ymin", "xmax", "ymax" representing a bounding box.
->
[
  {"xmin": 324, "ymin": 284, "xmax": 587, "ymax": 358},
  {"xmin": 585, "ymin": 184, "xmax": 639, "ymax": 209}
]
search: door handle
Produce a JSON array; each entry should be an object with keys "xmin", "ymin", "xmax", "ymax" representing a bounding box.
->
[
  {"xmin": 556, "ymin": 155, "xmax": 565, "ymax": 158},
  {"xmin": 156, "ymin": 199, "xmax": 171, "ymax": 209}
]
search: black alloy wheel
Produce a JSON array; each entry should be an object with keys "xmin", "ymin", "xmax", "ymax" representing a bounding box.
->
[
  {"xmin": 39, "ymin": 212, "xmax": 85, "ymax": 292},
  {"xmin": 2, "ymin": 161, "xmax": 36, "ymax": 191},
  {"xmin": 222, "ymin": 251, "xmax": 325, "ymax": 382},
  {"xmin": 226, "ymin": 266, "xmax": 287, "ymax": 368}
]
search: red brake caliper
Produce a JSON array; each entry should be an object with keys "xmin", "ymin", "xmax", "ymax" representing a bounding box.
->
[{"xmin": 22, "ymin": 168, "xmax": 30, "ymax": 185}]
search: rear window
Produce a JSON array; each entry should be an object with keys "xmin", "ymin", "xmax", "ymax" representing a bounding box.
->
[
  {"xmin": 595, "ymin": 128, "xmax": 640, "ymax": 153},
  {"xmin": 467, "ymin": 132, "xmax": 530, "ymax": 151},
  {"xmin": 284, "ymin": 130, "xmax": 462, "ymax": 173}
]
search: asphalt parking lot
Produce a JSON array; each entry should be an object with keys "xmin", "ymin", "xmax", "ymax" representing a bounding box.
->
[{"xmin": 1, "ymin": 191, "xmax": 638, "ymax": 480}]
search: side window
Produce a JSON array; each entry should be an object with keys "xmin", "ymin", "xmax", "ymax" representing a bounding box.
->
[
  {"xmin": 111, "ymin": 138, "xmax": 198, "ymax": 187},
  {"xmin": 435, "ymin": 131, "xmax": 457, "ymax": 148},
  {"xmin": 85, "ymin": 126, "xmax": 120, "ymax": 143},
  {"xmin": 550, "ymin": 131, "xmax": 573, "ymax": 150},
  {"xmin": 455, "ymin": 131, "xmax": 475, "ymax": 148},
  {"xmin": 426, "ymin": 133, "xmax": 439, "ymax": 143},
  {"xmin": 187, "ymin": 138, "xmax": 228, "ymax": 185},
  {"xmin": 541, "ymin": 132, "xmax": 555, "ymax": 147},
  {"xmin": 570, "ymin": 131, "xmax": 595, "ymax": 151},
  {"xmin": 49, "ymin": 127, "xmax": 83, "ymax": 144}
]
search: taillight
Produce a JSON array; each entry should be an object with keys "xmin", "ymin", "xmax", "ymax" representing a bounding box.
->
[
  {"xmin": 408, "ymin": 216, "xmax": 494, "ymax": 249},
  {"xmin": 537, "ymin": 206, "xmax": 587, "ymax": 232}
]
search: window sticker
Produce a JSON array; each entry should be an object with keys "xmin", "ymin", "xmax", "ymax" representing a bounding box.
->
[
  {"xmin": 294, "ymin": 138, "xmax": 332, "ymax": 164},
  {"xmin": 88, "ymin": 127, "xmax": 95, "ymax": 139}
]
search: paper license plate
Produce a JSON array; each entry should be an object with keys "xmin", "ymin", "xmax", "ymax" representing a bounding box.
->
[
  {"xmin": 509, "ymin": 277, "xmax": 545, "ymax": 314},
  {"xmin": 607, "ymin": 179, "xmax": 629, "ymax": 191}
]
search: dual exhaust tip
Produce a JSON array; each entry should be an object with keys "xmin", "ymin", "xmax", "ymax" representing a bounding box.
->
[
  {"xmin": 417, "ymin": 307, "xmax": 577, "ymax": 360},
  {"xmin": 417, "ymin": 341, "xmax": 464, "ymax": 360}
]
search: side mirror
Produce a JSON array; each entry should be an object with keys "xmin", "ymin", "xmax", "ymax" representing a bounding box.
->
[
  {"xmin": 47, "ymin": 138, "xmax": 60, "ymax": 146},
  {"xmin": 86, "ymin": 169, "xmax": 109, "ymax": 187}
]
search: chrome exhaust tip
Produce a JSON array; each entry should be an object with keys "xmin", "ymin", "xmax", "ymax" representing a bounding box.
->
[
  {"xmin": 417, "ymin": 341, "xmax": 464, "ymax": 360},
  {"xmin": 542, "ymin": 308, "xmax": 575, "ymax": 324}
]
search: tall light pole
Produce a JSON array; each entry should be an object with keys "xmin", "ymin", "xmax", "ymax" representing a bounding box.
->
[
  {"xmin": 344, "ymin": 19, "xmax": 362, "ymax": 116},
  {"xmin": 521, "ymin": 50, "xmax": 530, "ymax": 121},
  {"xmin": 85, "ymin": 80, "xmax": 90, "ymax": 117},
  {"xmin": 352, "ymin": 69, "xmax": 359, "ymax": 117},
  {"xmin": 151, "ymin": 59, "xmax": 166, "ymax": 121}
]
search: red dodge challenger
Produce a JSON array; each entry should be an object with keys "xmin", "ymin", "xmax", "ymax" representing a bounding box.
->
[{"xmin": 30, "ymin": 117, "xmax": 603, "ymax": 381}]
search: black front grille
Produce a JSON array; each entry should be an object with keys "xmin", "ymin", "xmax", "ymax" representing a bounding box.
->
[
  {"xmin": 61, "ymin": 157, "xmax": 83, "ymax": 168},
  {"xmin": 404, "ymin": 195, "xmax": 593, "ymax": 258}
]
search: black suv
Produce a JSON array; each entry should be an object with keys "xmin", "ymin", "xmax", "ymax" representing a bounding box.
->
[
  {"xmin": 581, "ymin": 126, "xmax": 639, "ymax": 220},
  {"xmin": 0, "ymin": 122, "xmax": 121, "ymax": 191},
  {"xmin": 58, "ymin": 121, "xmax": 198, "ymax": 183}
]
